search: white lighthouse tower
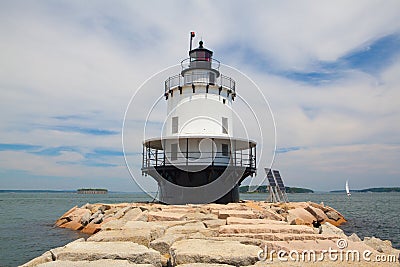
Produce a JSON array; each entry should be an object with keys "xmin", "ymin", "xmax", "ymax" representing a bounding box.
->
[{"xmin": 142, "ymin": 33, "xmax": 256, "ymax": 204}]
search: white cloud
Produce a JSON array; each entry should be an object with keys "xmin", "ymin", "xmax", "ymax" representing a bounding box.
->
[{"xmin": 222, "ymin": 0, "xmax": 400, "ymax": 69}]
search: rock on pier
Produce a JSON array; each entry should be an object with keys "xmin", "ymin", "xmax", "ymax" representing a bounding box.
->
[{"xmin": 23, "ymin": 201, "xmax": 400, "ymax": 266}]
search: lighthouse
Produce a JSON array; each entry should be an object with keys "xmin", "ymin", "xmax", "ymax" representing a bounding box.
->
[{"xmin": 142, "ymin": 33, "xmax": 257, "ymax": 204}]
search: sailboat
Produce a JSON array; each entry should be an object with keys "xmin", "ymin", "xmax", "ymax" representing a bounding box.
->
[{"xmin": 346, "ymin": 180, "xmax": 351, "ymax": 196}]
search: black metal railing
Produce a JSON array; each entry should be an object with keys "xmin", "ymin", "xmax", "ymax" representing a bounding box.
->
[
  {"xmin": 165, "ymin": 72, "xmax": 235, "ymax": 94},
  {"xmin": 142, "ymin": 148, "xmax": 256, "ymax": 170}
]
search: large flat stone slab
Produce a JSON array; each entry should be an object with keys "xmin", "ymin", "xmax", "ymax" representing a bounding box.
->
[
  {"xmin": 101, "ymin": 219, "xmax": 127, "ymax": 230},
  {"xmin": 148, "ymin": 211, "xmax": 187, "ymax": 221},
  {"xmin": 165, "ymin": 221, "xmax": 206, "ymax": 235},
  {"xmin": 218, "ymin": 209, "xmax": 257, "ymax": 219},
  {"xmin": 37, "ymin": 260, "xmax": 154, "ymax": 267},
  {"xmin": 160, "ymin": 207, "xmax": 196, "ymax": 213},
  {"xmin": 203, "ymin": 219, "xmax": 226, "ymax": 228},
  {"xmin": 52, "ymin": 241, "xmax": 161, "ymax": 267},
  {"xmin": 219, "ymin": 224, "xmax": 315, "ymax": 235},
  {"xmin": 155, "ymin": 220, "xmax": 199, "ymax": 228},
  {"xmin": 219, "ymin": 233, "xmax": 343, "ymax": 241},
  {"xmin": 226, "ymin": 217, "xmax": 287, "ymax": 225},
  {"xmin": 263, "ymin": 239, "xmax": 381, "ymax": 254},
  {"xmin": 170, "ymin": 239, "xmax": 260, "ymax": 266},
  {"xmin": 185, "ymin": 212, "xmax": 218, "ymax": 221},
  {"xmin": 87, "ymin": 229, "xmax": 160, "ymax": 247},
  {"xmin": 206, "ymin": 203, "xmax": 246, "ymax": 211},
  {"xmin": 122, "ymin": 221, "xmax": 166, "ymax": 240}
]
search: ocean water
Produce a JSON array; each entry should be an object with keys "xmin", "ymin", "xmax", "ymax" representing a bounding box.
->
[{"xmin": 0, "ymin": 191, "xmax": 399, "ymax": 267}]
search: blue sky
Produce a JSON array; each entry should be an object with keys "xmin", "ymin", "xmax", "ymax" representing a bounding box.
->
[{"xmin": 1, "ymin": 1, "xmax": 400, "ymax": 192}]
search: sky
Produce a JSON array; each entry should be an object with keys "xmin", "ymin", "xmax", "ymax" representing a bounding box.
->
[{"xmin": 1, "ymin": 0, "xmax": 400, "ymax": 192}]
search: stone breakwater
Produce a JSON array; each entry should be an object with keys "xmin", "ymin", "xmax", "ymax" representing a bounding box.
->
[{"xmin": 23, "ymin": 201, "xmax": 399, "ymax": 267}]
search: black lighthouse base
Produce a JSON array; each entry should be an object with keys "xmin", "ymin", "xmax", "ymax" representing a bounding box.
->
[
  {"xmin": 214, "ymin": 184, "xmax": 240, "ymax": 204},
  {"xmin": 143, "ymin": 165, "xmax": 255, "ymax": 204}
]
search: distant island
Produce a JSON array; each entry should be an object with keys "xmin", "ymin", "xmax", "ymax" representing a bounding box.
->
[
  {"xmin": 0, "ymin": 189, "xmax": 77, "ymax": 194},
  {"xmin": 239, "ymin": 185, "xmax": 313, "ymax": 194},
  {"xmin": 330, "ymin": 187, "xmax": 400, "ymax": 193},
  {"xmin": 77, "ymin": 188, "xmax": 108, "ymax": 194}
]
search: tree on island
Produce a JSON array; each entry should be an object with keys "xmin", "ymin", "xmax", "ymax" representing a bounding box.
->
[{"xmin": 239, "ymin": 185, "xmax": 313, "ymax": 193}]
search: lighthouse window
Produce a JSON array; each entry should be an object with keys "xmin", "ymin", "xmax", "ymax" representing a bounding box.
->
[
  {"xmin": 171, "ymin": 143, "xmax": 178, "ymax": 161},
  {"xmin": 222, "ymin": 144, "xmax": 229, "ymax": 157},
  {"xmin": 198, "ymin": 51, "xmax": 205, "ymax": 60},
  {"xmin": 172, "ymin": 117, "xmax": 178, "ymax": 134},
  {"xmin": 222, "ymin": 117, "xmax": 228, "ymax": 134}
]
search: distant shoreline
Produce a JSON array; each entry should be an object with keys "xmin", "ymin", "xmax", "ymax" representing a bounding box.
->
[
  {"xmin": 0, "ymin": 190, "xmax": 146, "ymax": 194},
  {"xmin": 330, "ymin": 187, "xmax": 400, "ymax": 193},
  {"xmin": 239, "ymin": 186, "xmax": 400, "ymax": 194},
  {"xmin": 0, "ymin": 189, "xmax": 76, "ymax": 193},
  {"xmin": 240, "ymin": 186, "xmax": 314, "ymax": 194}
]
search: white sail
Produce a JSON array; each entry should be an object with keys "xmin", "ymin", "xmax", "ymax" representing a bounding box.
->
[{"xmin": 346, "ymin": 180, "xmax": 351, "ymax": 196}]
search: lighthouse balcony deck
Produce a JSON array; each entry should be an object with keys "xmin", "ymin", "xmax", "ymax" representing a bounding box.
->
[
  {"xmin": 142, "ymin": 149, "xmax": 256, "ymax": 172},
  {"xmin": 165, "ymin": 72, "xmax": 236, "ymax": 95}
]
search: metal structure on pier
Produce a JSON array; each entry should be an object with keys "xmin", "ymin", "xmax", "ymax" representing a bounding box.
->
[{"xmin": 265, "ymin": 168, "xmax": 289, "ymax": 203}]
